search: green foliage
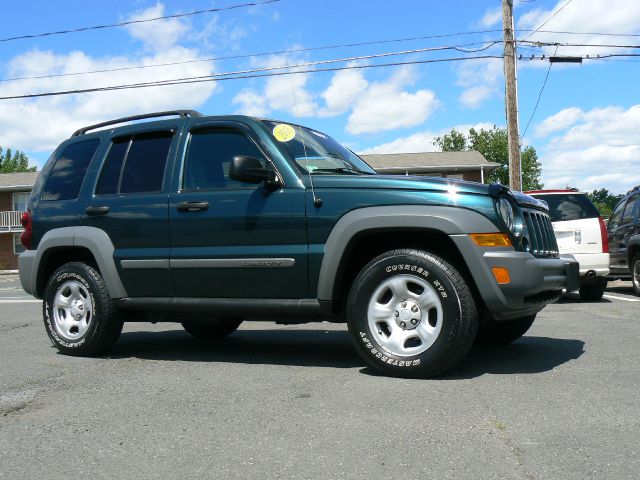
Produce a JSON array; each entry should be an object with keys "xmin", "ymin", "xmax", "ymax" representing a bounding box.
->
[
  {"xmin": 586, "ymin": 188, "xmax": 623, "ymax": 218},
  {"xmin": 0, "ymin": 146, "xmax": 36, "ymax": 173},
  {"xmin": 433, "ymin": 126, "xmax": 543, "ymax": 191}
]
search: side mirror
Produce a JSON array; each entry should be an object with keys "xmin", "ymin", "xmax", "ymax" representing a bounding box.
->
[{"xmin": 229, "ymin": 156, "xmax": 281, "ymax": 189}]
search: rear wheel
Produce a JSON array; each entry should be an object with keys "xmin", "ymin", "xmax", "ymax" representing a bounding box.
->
[
  {"xmin": 181, "ymin": 318, "xmax": 243, "ymax": 339},
  {"xmin": 579, "ymin": 277, "xmax": 607, "ymax": 301},
  {"xmin": 346, "ymin": 249, "xmax": 478, "ymax": 378},
  {"xmin": 632, "ymin": 255, "xmax": 640, "ymax": 296},
  {"xmin": 475, "ymin": 314, "xmax": 536, "ymax": 345}
]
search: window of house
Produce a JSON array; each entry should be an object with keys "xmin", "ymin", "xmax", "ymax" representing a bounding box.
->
[
  {"xmin": 183, "ymin": 129, "xmax": 266, "ymax": 190},
  {"xmin": 41, "ymin": 139, "xmax": 100, "ymax": 201},
  {"xmin": 12, "ymin": 192, "xmax": 30, "ymax": 212},
  {"xmin": 96, "ymin": 131, "xmax": 173, "ymax": 195},
  {"xmin": 13, "ymin": 233, "xmax": 25, "ymax": 255}
]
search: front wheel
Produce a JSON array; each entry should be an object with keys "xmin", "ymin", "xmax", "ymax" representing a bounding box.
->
[
  {"xmin": 346, "ymin": 249, "xmax": 478, "ymax": 378},
  {"xmin": 181, "ymin": 318, "xmax": 243, "ymax": 339},
  {"xmin": 475, "ymin": 314, "xmax": 536, "ymax": 345},
  {"xmin": 632, "ymin": 255, "xmax": 640, "ymax": 297}
]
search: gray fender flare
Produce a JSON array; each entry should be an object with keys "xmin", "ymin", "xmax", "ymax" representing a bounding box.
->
[
  {"xmin": 316, "ymin": 205, "xmax": 499, "ymax": 301},
  {"xmin": 30, "ymin": 226, "xmax": 127, "ymax": 299},
  {"xmin": 628, "ymin": 234, "xmax": 640, "ymax": 264}
]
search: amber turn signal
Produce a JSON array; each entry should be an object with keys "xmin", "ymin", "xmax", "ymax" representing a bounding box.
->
[
  {"xmin": 491, "ymin": 267, "xmax": 511, "ymax": 285},
  {"xmin": 470, "ymin": 233, "xmax": 512, "ymax": 247}
]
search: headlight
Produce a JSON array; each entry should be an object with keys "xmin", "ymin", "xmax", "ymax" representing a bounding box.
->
[{"xmin": 498, "ymin": 197, "xmax": 515, "ymax": 232}]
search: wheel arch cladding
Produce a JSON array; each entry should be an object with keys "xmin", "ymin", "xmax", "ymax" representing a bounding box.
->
[
  {"xmin": 34, "ymin": 226, "xmax": 127, "ymax": 299},
  {"xmin": 316, "ymin": 205, "xmax": 499, "ymax": 301}
]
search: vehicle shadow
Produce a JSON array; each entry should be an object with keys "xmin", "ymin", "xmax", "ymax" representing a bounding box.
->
[
  {"xmin": 556, "ymin": 293, "xmax": 612, "ymax": 304},
  {"xmin": 110, "ymin": 328, "xmax": 585, "ymax": 379}
]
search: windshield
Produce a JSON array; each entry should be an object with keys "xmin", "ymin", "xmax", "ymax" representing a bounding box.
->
[
  {"xmin": 531, "ymin": 193, "xmax": 599, "ymax": 222},
  {"xmin": 262, "ymin": 121, "xmax": 376, "ymax": 175}
]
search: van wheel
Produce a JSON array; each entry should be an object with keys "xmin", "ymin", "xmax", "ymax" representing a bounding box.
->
[
  {"xmin": 181, "ymin": 318, "xmax": 243, "ymax": 339},
  {"xmin": 43, "ymin": 262, "xmax": 123, "ymax": 356},
  {"xmin": 346, "ymin": 249, "xmax": 478, "ymax": 378},
  {"xmin": 475, "ymin": 314, "xmax": 536, "ymax": 345},
  {"xmin": 579, "ymin": 277, "xmax": 607, "ymax": 301},
  {"xmin": 632, "ymin": 255, "xmax": 640, "ymax": 296}
]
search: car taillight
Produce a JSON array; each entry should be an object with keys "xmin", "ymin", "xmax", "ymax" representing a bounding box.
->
[
  {"xmin": 20, "ymin": 210, "xmax": 32, "ymax": 250},
  {"xmin": 598, "ymin": 216, "xmax": 609, "ymax": 253}
]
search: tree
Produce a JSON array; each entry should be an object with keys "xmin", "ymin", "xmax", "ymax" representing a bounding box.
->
[
  {"xmin": 586, "ymin": 188, "xmax": 623, "ymax": 218},
  {"xmin": 0, "ymin": 146, "xmax": 36, "ymax": 173},
  {"xmin": 433, "ymin": 126, "xmax": 543, "ymax": 191}
]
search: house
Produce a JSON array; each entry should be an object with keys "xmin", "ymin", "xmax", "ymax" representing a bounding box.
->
[
  {"xmin": 360, "ymin": 151, "xmax": 500, "ymax": 183},
  {"xmin": 0, "ymin": 172, "xmax": 40, "ymax": 270}
]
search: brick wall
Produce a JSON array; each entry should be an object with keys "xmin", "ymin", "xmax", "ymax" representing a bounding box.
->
[{"xmin": 0, "ymin": 234, "xmax": 18, "ymax": 270}]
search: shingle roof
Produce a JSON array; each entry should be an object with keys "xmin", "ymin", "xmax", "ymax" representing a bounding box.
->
[
  {"xmin": 0, "ymin": 172, "xmax": 40, "ymax": 191},
  {"xmin": 360, "ymin": 151, "xmax": 500, "ymax": 173}
]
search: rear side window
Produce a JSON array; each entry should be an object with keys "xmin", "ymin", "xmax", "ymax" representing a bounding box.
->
[
  {"xmin": 41, "ymin": 139, "xmax": 100, "ymax": 201},
  {"xmin": 622, "ymin": 195, "xmax": 638, "ymax": 223},
  {"xmin": 532, "ymin": 194, "xmax": 599, "ymax": 222},
  {"xmin": 96, "ymin": 131, "xmax": 173, "ymax": 195}
]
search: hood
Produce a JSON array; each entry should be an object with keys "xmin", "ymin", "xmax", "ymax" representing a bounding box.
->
[{"xmin": 308, "ymin": 174, "xmax": 492, "ymax": 196}]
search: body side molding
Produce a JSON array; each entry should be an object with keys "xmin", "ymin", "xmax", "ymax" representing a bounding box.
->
[{"xmin": 316, "ymin": 205, "xmax": 499, "ymax": 301}]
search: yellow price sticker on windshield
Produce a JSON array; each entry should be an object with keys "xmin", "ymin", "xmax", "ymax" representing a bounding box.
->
[{"xmin": 273, "ymin": 124, "xmax": 296, "ymax": 142}]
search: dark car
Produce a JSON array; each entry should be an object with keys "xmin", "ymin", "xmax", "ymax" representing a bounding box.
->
[
  {"xmin": 607, "ymin": 185, "xmax": 640, "ymax": 295},
  {"xmin": 19, "ymin": 110, "xmax": 578, "ymax": 378}
]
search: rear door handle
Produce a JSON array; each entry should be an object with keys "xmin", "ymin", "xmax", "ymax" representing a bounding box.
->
[
  {"xmin": 85, "ymin": 205, "xmax": 110, "ymax": 216},
  {"xmin": 177, "ymin": 201, "xmax": 209, "ymax": 212}
]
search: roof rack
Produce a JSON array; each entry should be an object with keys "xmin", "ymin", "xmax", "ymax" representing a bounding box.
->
[
  {"xmin": 71, "ymin": 110, "xmax": 203, "ymax": 137},
  {"xmin": 626, "ymin": 185, "xmax": 640, "ymax": 195}
]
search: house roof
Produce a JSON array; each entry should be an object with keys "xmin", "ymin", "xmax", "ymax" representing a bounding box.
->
[
  {"xmin": 0, "ymin": 172, "xmax": 40, "ymax": 192},
  {"xmin": 360, "ymin": 151, "xmax": 500, "ymax": 173}
]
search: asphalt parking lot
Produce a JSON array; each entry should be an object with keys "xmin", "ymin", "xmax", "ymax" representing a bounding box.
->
[{"xmin": 1, "ymin": 274, "xmax": 638, "ymax": 480}]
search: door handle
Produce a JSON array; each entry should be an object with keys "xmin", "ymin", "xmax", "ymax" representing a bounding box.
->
[
  {"xmin": 85, "ymin": 205, "xmax": 110, "ymax": 216},
  {"xmin": 177, "ymin": 201, "xmax": 209, "ymax": 212}
]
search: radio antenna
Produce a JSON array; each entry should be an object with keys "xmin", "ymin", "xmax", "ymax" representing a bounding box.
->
[{"xmin": 287, "ymin": 70, "xmax": 322, "ymax": 207}]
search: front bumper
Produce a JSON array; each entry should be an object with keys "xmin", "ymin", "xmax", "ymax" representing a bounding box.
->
[{"xmin": 452, "ymin": 235, "xmax": 580, "ymax": 320}]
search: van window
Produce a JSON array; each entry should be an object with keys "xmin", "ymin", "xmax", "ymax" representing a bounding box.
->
[{"xmin": 41, "ymin": 139, "xmax": 100, "ymax": 201}]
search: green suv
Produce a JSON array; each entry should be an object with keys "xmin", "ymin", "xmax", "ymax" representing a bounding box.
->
[{"xmin": 18, "ymin": 110, "xmax": 579, "ymax": 377}]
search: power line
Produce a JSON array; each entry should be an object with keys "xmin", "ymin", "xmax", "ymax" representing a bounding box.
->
[
  {"xmin": 0, "ymin": 55, "xmax": 502, "ymax": 101},
  {"xmin": 522, "ymin": 0, "xmax": 574, "ymax": 41},
  {"xmin": 0, "ymin": 37, "xmax": 501, "ymax": 84},
  {"xmin": 523, "ymin": 29, "xmax": 640, "ymax": 38},
  {"xmin": 0, "ymin": 0, "xmax": 280, "ymax": 43},
  {"xmin": 522, "ymin": 46, "xmax": 558, "ymax": 138}
]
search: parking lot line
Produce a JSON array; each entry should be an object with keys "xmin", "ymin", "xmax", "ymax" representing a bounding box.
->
[
  {"xmin": 0, "ymin": 299, "xmax": 41, "ymax": 304},
  {"xmin": 603, "ymin": 294, "xmax": 640, "ymax": 303}
]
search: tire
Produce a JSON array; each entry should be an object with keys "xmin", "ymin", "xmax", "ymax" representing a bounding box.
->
[
  {"xmin": 181, "ymin": 318, "xmax": 243, "ymax": 339},
  {"xmin": 475, "ymin": 314, "xmax": 536, "ymax": 346},
  {"xmin": 579, "ymin": 277, "xmax": 607, "ymax": 301},
  {"xmin": 43, "ymin": 262, "xmax": 123, "ymax": 356},
  {"xmin": 632, "ymin": 255, "xmax": 640, "ymax": 297},
  {"xmin": 346, "ymin": 249, "xmax": 478, "ymax": 378}
]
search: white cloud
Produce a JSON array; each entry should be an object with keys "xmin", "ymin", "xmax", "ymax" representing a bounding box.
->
[
  {"xmin": 538, "ymin": 105, "xmax": 640, "ymax": 193},
  {"xmin": 455, "ymin": 57, "xmax": 502, "ymax": 109},
  {"xmin": 359, "ymin": 123, "xmax": 495, "ymax": 154},
  {"xmin": 534, "ymin": 107, "xmax": 582, "ymax": 137},
  {"xmin": 479, "ymin": 6, "xmax": 502, "ymax": 28},
  {"xmin": 232, "ymin": 51, "xmax": 317, "ymax": 117},
  {"xmin": 517, "ymin": 1, "xmax": 640, "ymax": 57},
  {"xmin": 318, "ymin": 67, "xmax": 368, "ymax": 117},
  {"xmin": 123, "ymin": 4, "xmax": 187, "ymax": 51},
  {"xmin": 232, "ymin": 89, "xmax": 268, "ymax": 117},
  {"xmin": 0, "ymin": 5, "xmax": 217, "ymax": 154},
  {"xmin": 346, "ymin": 66, "xmax": 439, "ymax": 134}
]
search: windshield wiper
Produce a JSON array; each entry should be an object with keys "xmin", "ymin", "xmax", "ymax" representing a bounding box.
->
[{"xmin": 311, "ymin": 167, "xmax": 366, "ymax": 175}]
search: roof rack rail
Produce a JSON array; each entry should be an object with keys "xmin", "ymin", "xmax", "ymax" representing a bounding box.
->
[{"xmin": 71, "ymin": 110, "xmax": 203, "ymax": 137}]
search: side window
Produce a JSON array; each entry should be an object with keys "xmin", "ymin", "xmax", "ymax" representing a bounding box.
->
[
  {"xmin": 609, "ymin": 202, "xmax": 624, "ymax": 228},
  {"xmin": 183, "ymin": 129, "xmax": 265, "ymax": 190},
  {"xmin": 96, "ymin": 132, "xmax": 173, "ymax": 195},
  {"xmin": 41, "ymin": 139, "xmax": 100, "ymax": 201},
  {"xmin": 622, "ymin": 196, "xmax": 638, "ymax": 223}
]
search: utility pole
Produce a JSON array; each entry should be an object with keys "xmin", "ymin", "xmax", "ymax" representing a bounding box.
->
[{"xmin": 502, "ymin": 0, "xmax": 522, "ymax": 191}]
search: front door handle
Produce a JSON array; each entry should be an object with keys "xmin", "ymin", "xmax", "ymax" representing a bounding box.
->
[
  {"xmin": 177, "ymin": 201, "xmax": 209, "ymax": 212},
  {"xmin": 85, "ymin": 205, "xmax": 110, "ymax": 216}
]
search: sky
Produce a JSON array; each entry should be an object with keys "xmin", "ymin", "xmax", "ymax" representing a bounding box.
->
[{"xmin": 0, "ymin": 0, "xmax": 638, "ymax": 193}]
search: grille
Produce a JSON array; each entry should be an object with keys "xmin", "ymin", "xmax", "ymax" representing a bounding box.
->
[{"xmin": 523, "ymin": 210, "xmax": 559, "ymax": 257}]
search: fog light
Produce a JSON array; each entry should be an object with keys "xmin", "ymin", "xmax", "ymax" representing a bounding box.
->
[
  {"xmin": 470, "ymin": 233, "xmax": 512, "ymax": 247},
  {"xmin": 492, "ymin": 267, "xmax": 511, "ymax": 285}
]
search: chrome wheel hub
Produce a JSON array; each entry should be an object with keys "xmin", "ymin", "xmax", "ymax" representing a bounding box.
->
[
  {"xmin": 52, "ymin": 280, "xmax": 93, "ymax": 341},
  {"xmin": 367, "ymin": 274, "xmax": 443, "ymax": 357}
]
